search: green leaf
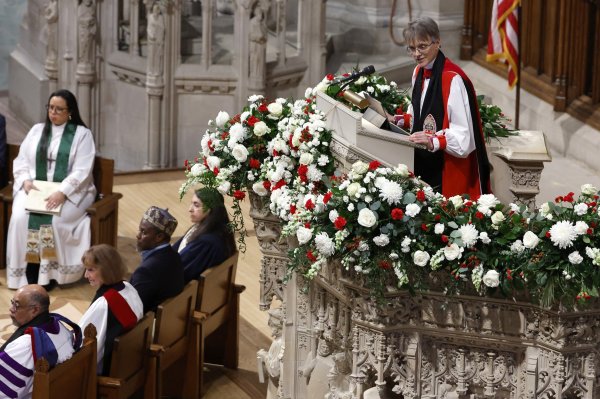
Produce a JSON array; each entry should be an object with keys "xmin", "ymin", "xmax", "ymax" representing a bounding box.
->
[{"xmin": 403, "ymin": 192, "xmax": 416, "ymax": 204}]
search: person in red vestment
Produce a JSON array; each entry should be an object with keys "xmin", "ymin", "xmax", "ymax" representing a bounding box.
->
[{"xmin": 398, "ymin": 17, "xmax": 491, "ymax": 200}]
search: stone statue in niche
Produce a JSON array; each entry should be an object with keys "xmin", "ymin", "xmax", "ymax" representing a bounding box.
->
[
  {"xmin": 77, "ymin": 0, "xmax": 96, "ymax": 66},
  {"xmin": 249, "ymin": 4, "xmax": 267, "ymax": 85},
  {"xmin": 257, "ymin": 307, "xmax": 284, "ymax": 399},
  {"xmin": 147, "ymin": 3, "xmax": 165, "ymax": 77},
  {"xmin": 216, "ymin": 0, "xmax": 235, "ymax": 15},
  {"xmin": 44, "ymin": 0, "xmax": 58, "ymax": 67}
]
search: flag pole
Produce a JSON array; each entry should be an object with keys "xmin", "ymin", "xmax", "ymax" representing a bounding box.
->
[{"xmin": 515, "ymin": 3, "xmax": 522, "ymax": 130}]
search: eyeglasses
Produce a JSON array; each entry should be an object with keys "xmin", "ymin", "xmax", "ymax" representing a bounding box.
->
[
  {"xmin": 406, "ymin": 41, "xmax": 437, "ymax": 55},
  {"xmin": 10, "ymin": 299, "xmax": 36, "ymax": 311},
  {"xmin": 46, "ymin": 105, "xmax": 67, "ymax": 114}
]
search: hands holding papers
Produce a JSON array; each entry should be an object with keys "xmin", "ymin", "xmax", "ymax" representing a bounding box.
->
[{"xmin": 24, "ymin": 180, "xmax": 66, "ymax": 215}]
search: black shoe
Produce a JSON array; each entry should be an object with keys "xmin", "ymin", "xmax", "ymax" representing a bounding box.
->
[{"xmin": 42, "ymin": 280, "xmax": 58, "ymax": 292}]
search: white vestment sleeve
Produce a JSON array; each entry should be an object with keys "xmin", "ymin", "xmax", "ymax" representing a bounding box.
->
[
  {"xmin": 443, "ymin": 75, "xmax": 476, "ymax": 158},
  {"xmin": 78, "ymin": 297, "xmax": 109, "ymax": 373},
  {"xmin": 58, "ymin": 126, "xmax": 96, "ymax": 205},
  {"xmin": 12, "ymin": 124, "xmax": 43, "ymax": 194},
  {"xmin": 0, "ymin": 336, "xmax": 35, "ymax": 399}
]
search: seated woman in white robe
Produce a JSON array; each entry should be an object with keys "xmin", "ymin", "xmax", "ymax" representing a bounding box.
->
[
  {"xmin": 6, "ymin": 89, "xmax": 96, "ymax": 289},
  {"xmin": 78, "ymin": 244, "xmax": 144, "ymax": 375}
]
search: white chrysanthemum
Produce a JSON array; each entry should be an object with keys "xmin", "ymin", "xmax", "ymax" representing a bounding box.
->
[
  {"xmin": 568, "ymin": 251, "xmax": 583, "ymax": 265},
  {"xmin": 248, "ymin": 94, "xmax": 263, "ymax": 103},
  {"xmin": 373, "ymin": 234, "xmax": 390, "ymax": 247},
  {"xmin": 458, "ymin": 224, "xmax": 479, "ymax": 247},
  {"xmin": 307, "ymin": 164, "xmax": 324, "ymax": 182},
  {"xmin": 549, "ymin": 221, "xmax": 577, "ymax": 249},
  {"xmin": 229, "ymin": 123, "xmax": 246, "ymax": 144},
  {"xmin": 510, "ymin": 239, "xmax": 525, "ymax": 253},
  {"xmin": 379, "ymin": 180, "xmax": 403, "ymax": 205},
  {"xmin": 405, "ymin": 203, "xmax": 421, "ymax": 217},
  {"xmin": 476, "ymin": 232, "xmax": 489, "ymax": 245},
  {"xmin": 317, "ymin": 154, "xmax": 330, "ymax": 166},
  {"xmin": 585, "ymin": 246, "xmax": 600, "ymax": 265},
  {"xmin": 574, "ymin": 203, "xmax": 589, "ymax": 216},
  {"xmin": 575, "ymin": 221, "xmax": 589, "ymax": 235},
  {"xmin": 314, "ymin": 233, "xmax": 335, "ymax": 257},
  {"xmin": 477, "ymin": 194, "xmax": 499, "ymax": 215},
  {"xmin": 296, "ymin": 226, "xmax": 313, "ymax": 245}
]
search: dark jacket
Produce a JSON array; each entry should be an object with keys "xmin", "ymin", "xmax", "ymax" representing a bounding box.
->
[
  {"xmin": 172, "ymin": 232, "xmax": 232, "ymax": 283},
  {"xmin": 130, "ymin": 245, "xmax": 184, "ymax": 314}
]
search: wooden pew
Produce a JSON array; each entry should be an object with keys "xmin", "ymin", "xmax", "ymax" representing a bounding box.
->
[
  {"xmin": 97, "ymin": 311, "xmax": 156, "ymax": 399},
  {"xmin": 32, "ymin": 324, "xmax": 97, "ymax": 399},
  {"xmin": 150, "ymin": 280, "xmax": 199, "ymax": 399},
  {"xmin": 192, "ymin": 252, "xmax": 246, "ymax": 395},
  {"xmin": 0, "ymin": 143, "xmax": 122, "ymax": 268}
]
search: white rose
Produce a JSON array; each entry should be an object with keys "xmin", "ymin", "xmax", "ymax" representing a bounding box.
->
[
  {"xmin": 575, "ymin": 221, "xmax": 589, "ymax": 235},
  {"xmin": 434, "ymin": 223, "xmax": 445, "ymax": 234},
  {"xmin": 190, "ymin": 163, "xmax": 205, "ymax": 177},
  {"xmin": 347, "ymin": 182, "xmax": 362, "ymax": 197},
  {"xmin": 581, "ymin": 183, "xmax": 598, "ymax": 196},
  {"xmin": 328, "ymin": 210, "xmax": 339, "ymax": 223},
  {"xmin": 215, "ymin": 111, "xmax": 230, "ymax": 127},
  {"xmin": 206, "ymin": 156, "xmax": 220, "ymax": 170},
  {"xmin": 479, "ymin": 232, "xmax": 491, "ymax": 244},
  {"xmin": 443, "ymin": 243, "xmax": 461, "ymax": 261},
  {"xmin": 395, "ymin": 164, "xmax": 409, "ymax": 177},
  {"xmin": 351, "ymin": 161, "xmax": 369, "ymax": 175},
  {"xmin": 357, "ymin": 208, "xmax": 377, "ymax": 228},
  {"xmin": 253, "ymin": 121, "xmax": 270, "ymax": 136},
  {"xmin": 482, "ymin": 270, "xmax": 500, "ymax": 288},
  {"xmin": 299, "ymin": 153, "xmax": 314, "ymax": 165},
  {"xmin": 252, "ymin": 181, "xmax": 269, "ymax": 197},
  {"xmin": 373, "ymin": 234, "xmax": 390, "ymax": 247},
  {"xmin": 267, "ymin": 102, "xmax": 283, "ymax": 117},
  {"xmin": 539, "ymin": 202, "xmax": 552, "ymax": 218},
  {"xmin": 569, "ymin": 251, "xmax": 583, "ymax": 265},
  {"xmin": 412, "ymin": 250, "xmax": 430, "ymax": 267},
  {"xmin": 217, "ymin": 181, "xmax": 231, "ymax": 195},
  {"xmin": 296, "ymin": 226, "xmax": 313, "ymax": 245},
  {"xmin": 491, "ymin": 211, "xmax": 505, "ymax": 225},
  {"xmin": 522, "ymin": 231, "xmax": 539, "ymax": 249},
  {"xmin": 231, "ymin": 144, "xmax": 249, "ymax": 162},
  {"xmin": 240, "ymin": 111, "xmax": 251, "ymax": 122},
  {"xmin": 449, "ymin": 195, "xmax": 463, "ymax": 209}
]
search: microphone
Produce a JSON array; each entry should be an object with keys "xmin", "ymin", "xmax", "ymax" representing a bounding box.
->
[{"xmin": 333, "ymin": 65, "xmax": 376, "ymax": 85}]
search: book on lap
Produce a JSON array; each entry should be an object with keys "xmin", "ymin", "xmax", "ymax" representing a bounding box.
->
[{"xmin": 25, "ymin": 180, "xmax": 63, "ymax": 216}]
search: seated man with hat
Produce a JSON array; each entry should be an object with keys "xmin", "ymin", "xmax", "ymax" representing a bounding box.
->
[
  {"xmin": 130, "ymin": 206, "xmax": 184, "ymax": 314},
  {"xmin": 0, "ymin": 284, "xmax": 82, "ymax": 398}
]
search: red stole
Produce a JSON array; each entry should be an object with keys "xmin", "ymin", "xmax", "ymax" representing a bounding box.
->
[{"xmin": 103, "ymin": 289, "xmax": 137, "ymax": 331}]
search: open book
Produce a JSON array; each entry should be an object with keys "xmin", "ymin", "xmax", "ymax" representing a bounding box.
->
[
  {"xmin": 25, "ymin": 180, "xmax": 63, "ymax": 216},
  {"xmin": 362, "ymin": 92, "xmax": 410, "ymax": 135}
]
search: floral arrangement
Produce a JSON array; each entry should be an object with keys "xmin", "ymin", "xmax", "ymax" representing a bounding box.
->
[
  {"xmin": 476, "ymin": 95, "xmax": 518, "ymax": 142},
  {"xmin": 182, "ymin": 80, "xmax": 599, "ymax": 309}
]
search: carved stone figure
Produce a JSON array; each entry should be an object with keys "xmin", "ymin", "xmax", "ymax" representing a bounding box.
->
[
  {"xmin": 146, "ymin": 3, "xmax": 165, "ymax": 77},
  {"xmin": 257, "ymin": 307, "xmax": 284, "ymax": 399},
  {"xmin": 44, "ymin": 0, "xmax": 58, "ymax": 66},
  {"xmin": 77, "ymin": 0, "xmax": 96, "ymax": 66},
  {"xmin": 216, "ymin": 0, "xmax": 235, "ymax": 15},
  {"xmin": 249, "ymin": 4, "xmax": 267, "ymax": 85}
]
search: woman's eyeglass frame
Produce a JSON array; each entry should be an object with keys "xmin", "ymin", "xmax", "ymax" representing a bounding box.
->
[
  {"xmin": 46, "ymin": 105, "xmax": 68, "ymax": 114},
  {"xmin": 406, "ymin": 41, "xmax": 438, "ymax": 55}
]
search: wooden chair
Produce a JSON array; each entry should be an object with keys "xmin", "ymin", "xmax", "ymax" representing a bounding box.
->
[
  {"xmin": 192, "ymin": 251, "xmax": 246, "ymax": 395},
  {"xmin": 32, "ymin": 323, "xmax": 98, "ymax": 399},
  {"xmin": 97, "ymin": 312, "xmax": 156, "ymax": 399},
  {"xmin": 150, "ymin": 280, "xmax": 199, "ymax": 399},
  {"xmin": 0, "ymin": 143, "xmax": 122, "ymax": 268}
]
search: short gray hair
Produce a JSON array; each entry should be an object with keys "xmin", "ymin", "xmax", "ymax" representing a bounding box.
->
[{"xmin": 403, "ymin": 17, "xmax": 440, "ymax": 43}]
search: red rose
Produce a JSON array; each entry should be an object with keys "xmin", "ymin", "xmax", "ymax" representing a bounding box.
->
[
  {"xmin": 378, "ymin": 260, "xmax": 391, "ymax": 270},
  {"xmin": 307, "ymin": 251, "xmax": 317, "ymax": 262},
  {"xmin": 587, "ymin": 228, "xmax": 593, "ymax": 235},
  {"xmin": 262, "ymin": 180, "xmax": 271, "ymax": 190},
  {"xmin": 298, "ymin": 164, "xmax": 308, "ymax": 176},
  {"xmin": 289, "ymin": 204, "xmax": 296, "ymax": 215},
  {"xmin": 545, "ymin": 231, "xmax": 551, "ymax": 238},
  {"xmin": 212, "ymin": 167, "xmax": 219, "ymax": 176},
  {"xmin": 246, "ymin": 115, "xmax": 260, "ymax": 127},
  {"xmin": 416, "ymin": 190, "xmax": 426, "ymax": 202},
  {"xmin": 233, "ymin": 190, "xmax": 246, "ymax": 200},
  {"xmin": 391, "ymin": 208, "xmax": 404, "ymax": 220},
  {"xmin": 475, "ymin": 212, "xmax": 484, "ymax": 219},
  {"xmin": 434, "ymin": 214, "xmax": 441, "ymax": 221},
  {"xmin": 441, "ymin": 235, "xmax": 449, "ymax": 243},
  {"xmin": 368, "ymin": 160, "xmax": 381, "ymax": 170},
  {"xmin": 304, "ymin": 222, "xmax": 311, "ymax": 228},
  {"xmin": 249, "ymin": 158, "xmax": 261, "ymax": 169},
  {"xmin": 326, "ymin": 74, "xmax": 335, "ymax": 81},
  {"xmin": 273, "ymin": 180, "xmax": 287, "ymax": 190},
  {"xmin": 207, "ymin": 139, "xmax": 214, "ymax": 152},
  {"xmin": 305, "ymin": 199, "xmax": 315, "ymax": 210},
  {"xmin": 258, "ymin": 103, "xmax": 268, "ymax": 112},
  {"xmin": 334, "ymin": 216, "xmax": 347, "ymax": 230},
  {"xmin": 323, "ymin": 192, "xmax": 333, "ymax": 204}
]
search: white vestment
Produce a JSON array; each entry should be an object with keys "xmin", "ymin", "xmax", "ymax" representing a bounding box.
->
[
  {"xmin": 6, "ymin": 123, "xmax": 96, "ymax": 288},
  {"xmin": 0, "ymin": 321, "xmax": 76, "ymax": 399},
  {"xmin": 78, "ymin": 281, "xmax": 144, "ymax": 373}
]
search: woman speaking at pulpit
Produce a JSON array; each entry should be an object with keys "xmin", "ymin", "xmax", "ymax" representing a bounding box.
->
[
  {"xmin": 398, "ymin": 17, "xmax": 491, "ymax": 200},
  {"xmin": 6, "ymin": 89, "xmax": 96, "ymax": 289}
]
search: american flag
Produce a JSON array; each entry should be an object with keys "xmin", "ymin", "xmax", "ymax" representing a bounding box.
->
[{"xmin": 486, "ymin": 0, "xmax": 520, "ymax": 89}]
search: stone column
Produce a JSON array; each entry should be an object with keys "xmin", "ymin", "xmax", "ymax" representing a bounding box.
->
[
  {"xmin": 76, "ymin": 0, "xmax": 97, "ymax": 127},
  {"xmin": 44, "ymin": 0, "xmax": 59, "ymax": 94},
  {"xmin": 200, "ymin": 0, "xmax": 213, "ymax": 69},
  {"xmin": 275, "ymin": 0, "xmax": 286, "ymax": 66},
  {"xmin": 298, "ymin": 0, "xmax": 327, "ymax": 92},
  {"xmin": 233, "ymin": 0, "xmax": 253, "ymax": 110},
  {"xmin": 131, "ymin": 0, "xmax": 140, "ymax": 56},
  {"xmin": 146, "ymin": 83, "xmax": 163, "ymax": 169}
]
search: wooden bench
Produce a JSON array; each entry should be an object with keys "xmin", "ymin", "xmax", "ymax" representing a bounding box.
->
[
  {"xmin": 0, "ymin": 143, "xmax": 122, "ymax": 268},
  {"xmin": 193, "ymin": 252, "xmax": 246, "ymax": 395},
  {"xmin": 32, "ymin": 324, "xmax": 98, "ymax": 399},
  {"xmin": 97, "ymin": 312, "xmax": 156, "ymax": 399}
]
